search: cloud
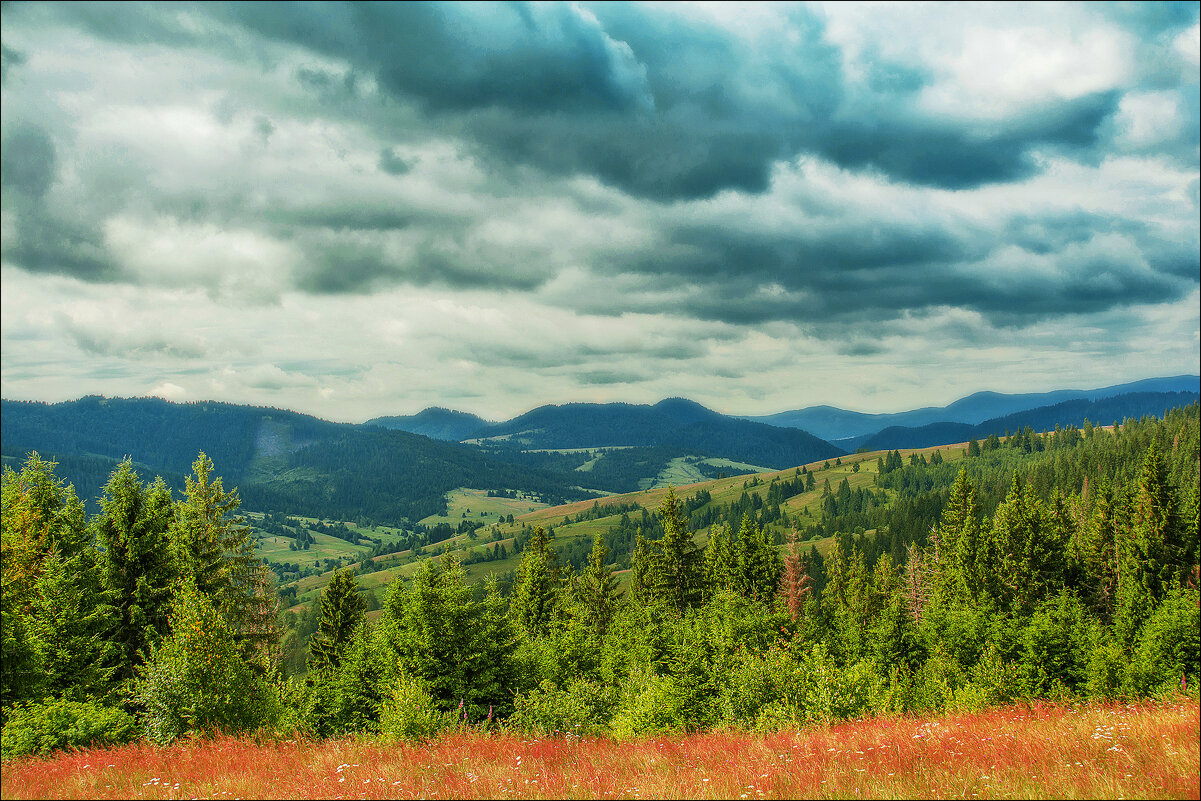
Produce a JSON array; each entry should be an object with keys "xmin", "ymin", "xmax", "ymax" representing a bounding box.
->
[{"xmin": 0, "ymin": 2, "xmax": 1197, "ymax": 420}]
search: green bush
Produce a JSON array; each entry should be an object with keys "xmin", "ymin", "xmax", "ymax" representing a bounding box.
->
[
  {"xmin": 1015, "ymin": 591, "xmax": 1090, "ymax": 698},
  {"xmin": 511, "ymin": 677, "xmax": 617, "ymax": 735},
  {"xmin": 273, "ymin": 676, "xmax": 318, "ymax": 737},
  {"xmin": 907, "ymin": 646, "xmax": 964, "ymax": 713},
  {"xmin": 1127, "ymin": 586, "xmax": 1200, "ymax": 696},
  {"xmin": 719, "ymin": 646, "xmax": 795, "ymax": 726},
  {"xmin": 958, "ymin": 642, "xmax": 1022, "ymax": 710},
  {"xmin": 378, "ymin": 673, "xmax": 450, "ymax": 741},
  {"xmin": 1084, "ymin": 629, "xmax": 1126, "ymax": 700},
  {"xmin": 609, "ymin": 667, "xmax": 690, "ymax": 736},
  {"xmin": 138, "ymin": 581, "xmax": 277, "ymax": 745},
  {"xmin": 1, "ymin": 698, "xmax": 138, "ymax": 760}
]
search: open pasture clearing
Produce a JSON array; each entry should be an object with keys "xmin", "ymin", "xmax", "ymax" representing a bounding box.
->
[
  {"xmin": 3, "ymin": 699, "xmax": 1196, "ymax": 800},
  {"xmin": 254, "ymin": 529, "xmax": 374, "ymax": 564},
  {"xmin": 419, "ymin": 488, "xmax": 550, "ymax": 527}
]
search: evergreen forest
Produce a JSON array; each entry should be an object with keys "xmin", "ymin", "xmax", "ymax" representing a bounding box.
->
[{"xmin": 1, "ymin": 405, "xmax": 1197, "ymax": 758}]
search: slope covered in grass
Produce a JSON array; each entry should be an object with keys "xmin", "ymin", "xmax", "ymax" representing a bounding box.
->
[{"xmin": 2, "ymin": 700, "xmax": 1196, "ymax": 800}]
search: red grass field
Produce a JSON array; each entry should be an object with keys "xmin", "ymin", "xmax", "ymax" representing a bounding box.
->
[{"xmin": 2, "ymin": 699, "xmax": 1197, "ymax": 799}]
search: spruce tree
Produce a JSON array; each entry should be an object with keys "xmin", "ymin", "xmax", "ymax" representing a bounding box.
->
[
  {"xmin": 992, "ymin": 474, "xmax": 1063, "ymax": 613},
  {"xmin": 511, "ymin": 526, "xmax": 561, "ymax": 638},
  {"xmin": 307, "ymin": 567, "xmax": 366, "ymax": 674},
  {"xmin": 628, "ymin": 529, "xmax": 660, "ymax": 605},
  {"xmin": 577, "ymin": 532, "xmax": 619, "ymax": 637},
  {"xmin": 702, "ymin": 522, "xmax": 735, "ymax": 599},
  {"xmin": 170, "ymin": 453, "xmax": 278, "ymax": 670},
  {"xmin": 657, "ymin": 488, "xmax": 702, "ymax": 614},
  {"xmin": 935, "ymin": 467, "xmax": 983, "ymax": 605},
  {"xmin": 734, "ymin": 514, "xmax": 780, "ymax": 604},
  {"xmin": 778, "ymin": 528, "xmax": 811, "ymax": 621},
  {"xmin": 93, "ymin": 461, "xmax": 177, "ymax": 688},
  {"xmin": 2, "ymin": 455, "xmax": 94, "ymax": 708},
  {"xmin": 376, "ymin": 556, "xmax": 514, "ymax": 718}
]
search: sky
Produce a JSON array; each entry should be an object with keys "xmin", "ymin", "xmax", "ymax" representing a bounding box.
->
[{"xmin": 1, "ymin": 1, "xmax": 1199, "ymax": 423}]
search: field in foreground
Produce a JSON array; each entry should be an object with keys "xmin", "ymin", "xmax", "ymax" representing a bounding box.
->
[{"xmin": 2, "ymin": 699, "xmax": 1197, "ymax": 800}]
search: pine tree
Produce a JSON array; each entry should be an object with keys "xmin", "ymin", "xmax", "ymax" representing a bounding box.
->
[
  {"xmin": 2, "ymin": 454, "xmax": 93, "ymax": 709},
  {"xmin": 511, "ymin": 526, "xmax": 562, "ymax": 638},
  {"xmin": 93, "ymin": 461, "xmax": 177, "ymax": 689},
  {"xmin": 577, "ymin": 531, "xmax": 619, "ymax": 637},
  {"xmin": 628, "ymin": 530, "xmax": 659, "ymax": 605},
  {"xmin": 734, "ymin": 514, "xmax": 780, "ymax": 604},
  {"xmin": 935, "ymin": 468, "xmax": 983, "ymax": 604},
  {"xmin": 1129, "ymin": 439, "xmax": 1185, "ymax": 600},
  {"xmin": 992, "ymin": 474, "xmax": 1064, "ymax": 613},
  {"xmin": 376, "ymin": 556, "xmax": 515, "ymax": 718},
  {"xmin": 326, "ymin": 621, "xmax": 384, "ymax": 735},
  {"xmin": 307, "ymin": 567, "xmax": 366, "ymax": 674},
  {"xmin": 702, "ymin": 522, "xmax": 736, "ymax": 600},
  {"xmin": 27, "ymin": 548, "xmax": 118, "ymax": 702},
  {"xmin": 657, "ymin": 488, "xmax": 702, "ymax": 614},
  {"xmin": 778, "ymin": 528, "xmax": 811, "ymax": 621},
  {"xmin": 170, "ymin": 453, "xmax": 277, "ymax": 671}
]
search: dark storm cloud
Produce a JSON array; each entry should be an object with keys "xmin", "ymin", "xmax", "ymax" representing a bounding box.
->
[
  {"xmin": 577, "ymin": 369, "xmax": 650, "ymax": 386},
  {"xmin": 0, "ymin": 43, "xmax": 26, "ymax": 81},
  {"xmin": 378, "ymin": 147, "xmax": 414, "ymax": 176},
  {"xmin": 31, "ymin": 0, "xmax": 1136, "ymax": 199},
  {"xmin": 1, "ymin": 123, "xmax": 57, "ymax": 199},
  {"xmin": 1, "ymin": 1, "xmax": 1196, "ymax": 334},
  {"xmin": 1, "ymin": 123, "xmax": 120, "ymax": 282},
  {"xmin": 568, "ymin": 202, "xmax": 1196, "ymax": 330}
]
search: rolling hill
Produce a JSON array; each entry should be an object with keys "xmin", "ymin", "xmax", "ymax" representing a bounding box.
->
[
  {"xmin": 0, "ymin": 397, "xmax": 586, "ymax": 523},
  {"xmin": 855, "ymin": 391, "xmax": 1201, "ymax": 451},
  {"xmin": 364, "ymin": 407, "xmax": 490, "ymax": 442},
  {"xmin": 745, "ymin": 375, "xmax": 1200, "ymax": 441}
]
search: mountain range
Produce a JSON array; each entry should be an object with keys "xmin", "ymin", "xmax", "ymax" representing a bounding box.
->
[
  {"xmin": 740, "ymin": 375, "xmax": 1200, "ymax": 442},
  {"xmin": 3, "ymin": 375, "xmax": 1196, "ymax": 525}
]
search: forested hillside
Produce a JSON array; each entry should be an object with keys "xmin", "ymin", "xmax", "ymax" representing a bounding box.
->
[
  {"xmin": 364, "ymin": 408, "xmax": 490, "ymax": 442},
  {"xmin": 749, "ymin": 375, "xmax": 1201, "ymax": 441},
  {"xmin": 0, "ymin": 397, "xmax": 588, "ymax": 522},
  {"xmin": 2, "ymin": 403, "xmax": 1196, "ymax": 757},
  {"xmin": 856, "ymin": 391, "xmax": 1200, "ymax": 450},
  {"xmin": 458, "ymin": 398, "xmax": 843, "ymax": 467}
]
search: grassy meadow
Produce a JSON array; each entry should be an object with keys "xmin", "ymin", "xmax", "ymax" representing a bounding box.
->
[
  {"xmin": 3, "ymin": 699, "xmax": 1195, "ymax": 800},
  {"xmin": 260, "ymin": 442, "xmax": 973, "ymax": 611}
]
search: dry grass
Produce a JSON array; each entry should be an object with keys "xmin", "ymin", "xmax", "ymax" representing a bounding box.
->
[{"xmin": 3, "ymin": 699, "xmax": 1197, "ymax": 799}]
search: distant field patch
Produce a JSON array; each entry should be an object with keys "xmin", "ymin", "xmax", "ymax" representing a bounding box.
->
[
  {"xmin": 642, "ymin": 456, "xmax": 771, "ymax": 489},
  {"xmin": 419, "ymin": 488, "xmax": 549, "ymax": 527},
  {"xmin": 254, "ymin": 530, "xmax": 372, "ymax": 565}
]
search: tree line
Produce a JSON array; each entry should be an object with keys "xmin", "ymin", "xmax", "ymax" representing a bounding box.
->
[{"xmin": 1, "ymin": 405, "xmax": 1197, "ymax": 756}]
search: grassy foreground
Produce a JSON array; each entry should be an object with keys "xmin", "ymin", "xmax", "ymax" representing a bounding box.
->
[{"xmin": 2, "ymin": 699, "xmax": 1196, "ymax": 800}]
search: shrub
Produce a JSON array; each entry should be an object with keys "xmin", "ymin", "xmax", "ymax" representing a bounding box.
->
[
  {"xmin": 1085, "ymin": 628, "xmax": 1126, "ymax": 700},
  {"xmin": 273, "ymin": 676, "xmax": 318, "ymax": 738},
  {"xmin": 1015, "ymin": 591, "xmax": 1090, "ymax": 698},
  {"xmin": 907, "ymin": 646, "xmax": 964, "ymax": 713},
  {"xmin": 609, "ymin": 667, "xmax": 689, "ymax": 736},
  {"xmin": 1, "ymin": 698, "xmax": 137, "ymax": 760},
  {"xmin": 138, "ymin": 581, "xmax": 277, "ymax": 745},
  {"xmin": 1127, "ymin": 586, "xmax": 1200, "ymax": 696},
  {"xmin": 957, "ymin": 642, "xmax": 1022, "ymax": 711},
  {"xmin": 510, "ymin": 677, "xmax": 617, "ymax": 735},
  {"xmin": 378, "ymin": 673, "xmax": 450, "ymax": 741},
  {"xmin": 719, "ymin": 646, "xmax": 794, "ymax": 726}
]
